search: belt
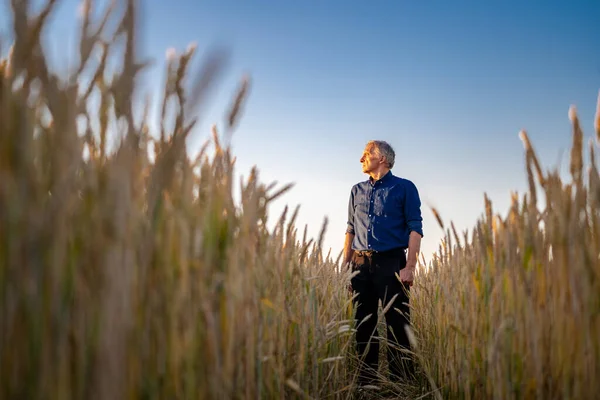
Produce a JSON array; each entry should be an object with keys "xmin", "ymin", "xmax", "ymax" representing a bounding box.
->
[{"xmin": 354, "ymin": 247, "xmax": 406, "ymax": 257}]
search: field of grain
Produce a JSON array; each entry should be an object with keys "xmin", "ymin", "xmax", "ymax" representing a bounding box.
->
[
  {"xmin": 1, "ymin": 1, "xmax": 599, "ymax": 399},
  {"xmin": 0, "ymin": 2, "xmax": 362, "ymax": 399},
  {"xmin": 411, "ymin": 102, "xmax": 600, "ymax": 399}
]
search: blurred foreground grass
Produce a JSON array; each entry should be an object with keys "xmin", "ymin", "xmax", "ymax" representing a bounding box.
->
[{"xmin": 0, "ymin": 1, "xmax": 360, "ymax": 399}]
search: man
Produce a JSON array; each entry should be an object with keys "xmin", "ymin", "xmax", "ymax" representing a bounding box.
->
[{"xmin": 343, "ymin": 140, "xmax": 423, "ymax": 385}]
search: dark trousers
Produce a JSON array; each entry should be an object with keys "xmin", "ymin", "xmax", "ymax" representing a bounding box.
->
[{"xmin": 350, "ymin": 248, "xmax": 413, "ymax": 383}]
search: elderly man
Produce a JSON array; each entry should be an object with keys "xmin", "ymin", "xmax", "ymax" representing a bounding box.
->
[{"xmin": 343, "ymin": 140, "xmax": 423, "ymax": 385}]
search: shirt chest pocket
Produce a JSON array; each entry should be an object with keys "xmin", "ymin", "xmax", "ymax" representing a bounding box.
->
[{"xmin": 373, "ymin": 191, "xmax": 399, "ymax": 217}]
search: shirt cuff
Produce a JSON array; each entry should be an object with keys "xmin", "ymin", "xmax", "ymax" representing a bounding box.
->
[{"xmin": 409, "ymin": 227, "xmax": 424, "ymax": 238}]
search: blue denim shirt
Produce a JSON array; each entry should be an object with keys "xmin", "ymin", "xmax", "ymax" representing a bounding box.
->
[{"xmin": 346, "ymin": 171, "xmax": 423, "ymax": 252}]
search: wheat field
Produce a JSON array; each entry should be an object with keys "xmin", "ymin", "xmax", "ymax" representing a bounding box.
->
[
  {"xmin": 411, "ymin": 104, "xmax": 600, "ymax": 399},
  {"xmin": 1, "ymin": 1, "xmax": 599, "ymax": 399}
]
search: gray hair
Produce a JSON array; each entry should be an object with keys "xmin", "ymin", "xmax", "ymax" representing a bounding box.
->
[{"xmin": 367, "ymin": 140, "xmax": 396, "ymax": 169}]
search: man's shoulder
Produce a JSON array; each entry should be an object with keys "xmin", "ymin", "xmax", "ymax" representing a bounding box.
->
[
  {"xmin": 389, "ymin": 174, "xmax": 417, "ymax": 188},
  {"xmin": 351, "ymin": 179, "xmax": 370, "ymax": 190}
]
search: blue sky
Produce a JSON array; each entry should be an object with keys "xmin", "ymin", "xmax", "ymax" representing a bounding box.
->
[{"xmin": 2, "ymin": 0, "xmax": 599, "ymax": 262}]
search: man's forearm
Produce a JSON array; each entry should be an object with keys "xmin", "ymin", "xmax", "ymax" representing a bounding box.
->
[
  {"xmin": 343, "ymin": 233, "xmax": 355, "ymax": 267},
  {"xmin": 406, "ymin": 231, "xmax": 421, "ymax": 269}
]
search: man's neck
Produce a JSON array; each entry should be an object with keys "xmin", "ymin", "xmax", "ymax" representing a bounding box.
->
[{"xmin": 369, "ymin": 168, "xmax": 390, "ymax": 182}]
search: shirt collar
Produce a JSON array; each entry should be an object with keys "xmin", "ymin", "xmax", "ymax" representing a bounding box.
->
[{"xmin": 369, "ymin": 170, "xmax": 393, "ymax": 186}]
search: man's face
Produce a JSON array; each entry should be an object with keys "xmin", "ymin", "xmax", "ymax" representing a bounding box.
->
[{"xmin": 360, "ymin": 145, "xmax": 382, "ymax": 174}]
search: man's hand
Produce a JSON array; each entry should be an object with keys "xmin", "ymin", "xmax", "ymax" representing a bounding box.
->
[
  {"xmin": 401, "ymin": 230, "xmax": 421, "ymax": 287},
  {"xmin": 344, "ymin": 261, "xmax": 354, "ymax": 294},
  {"xmin": 398, "ymin": 265, "xmax": 415, "ymax": 286}
]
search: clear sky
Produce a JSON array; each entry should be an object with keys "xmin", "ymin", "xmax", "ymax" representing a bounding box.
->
[{"xmin": 2, "ymin": 0, "xmax": 599, "ymax": 263}]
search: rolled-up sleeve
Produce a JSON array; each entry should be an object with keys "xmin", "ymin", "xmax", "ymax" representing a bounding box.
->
[
  {"xmin": 346, "ymin": 189, "xmax": 355, "ymax": 234},
  {"xmin": 404, "ymin": 181, "xmax": 424, "ymax": 237}
]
